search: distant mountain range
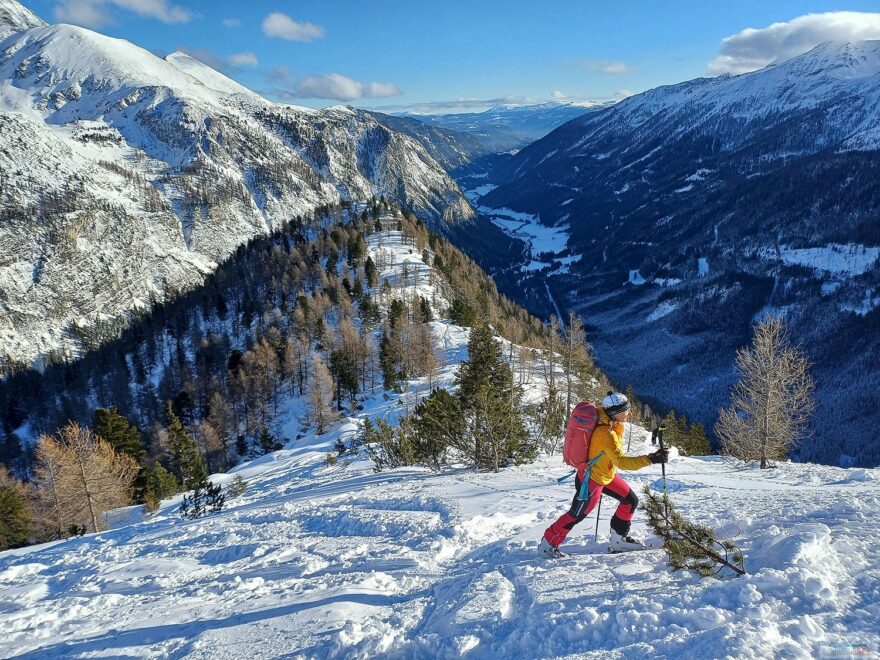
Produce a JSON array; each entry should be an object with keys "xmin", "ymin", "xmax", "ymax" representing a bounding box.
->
[
  {"xmin": 397, "ymin": 102, "xmax": 603, "ymax": 153},
  {"xmin": 472, "ymin": 41, "xmax": 880, "ymax": 467},
  {"xmin": 0, "ymin": 0, "xmax": 473, "ymax": 369}
]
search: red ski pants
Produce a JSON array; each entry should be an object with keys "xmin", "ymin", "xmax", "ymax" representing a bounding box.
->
[{"xmin": 543, "ymin": 473, "xmax": 639, "ymax": 547}]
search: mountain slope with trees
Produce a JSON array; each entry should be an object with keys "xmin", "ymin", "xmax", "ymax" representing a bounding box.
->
[
  {"xmin": 0, "ymin": 0, "xmax": 474, "ymax": 371},
  {"xmin": 468, "ymin": 41, "xmax": 880, "ymax": 467}
]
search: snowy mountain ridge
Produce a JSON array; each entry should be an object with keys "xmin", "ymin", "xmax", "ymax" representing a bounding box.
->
[
  {"xmin": 1, "ymin": 227, "xmax": 878, "ymax": 658},
  {"xmin": 0, "ymin": 0, "xmax": 474, "ymax": 370}
]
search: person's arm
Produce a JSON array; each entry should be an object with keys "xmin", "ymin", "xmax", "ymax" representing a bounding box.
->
[{"xmin": 606, "ymin": 429, "xmax": 652, "ymax": 471}]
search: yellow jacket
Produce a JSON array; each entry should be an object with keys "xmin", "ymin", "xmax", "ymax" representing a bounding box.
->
[{"xmin": 586, "ymin": 407, "xmax": 651, "ymax": 485}]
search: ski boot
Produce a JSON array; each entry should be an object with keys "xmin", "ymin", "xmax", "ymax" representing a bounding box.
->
[
  {"xmin": 608, "ymin": 531, "xmax": 645, "ymax": 553},
  {"xmin": 538, "ymin": 537, "xmax": 566, "ymax": 558}
]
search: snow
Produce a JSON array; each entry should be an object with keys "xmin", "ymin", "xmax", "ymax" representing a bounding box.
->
[
  {"xmin": 462, "ymin": 189, "xmax": 571, "ymax": 273},
  {"xmin": 3, "ymin": 433, "xmax": 879, "ymax": 657},
  {"xmin": 686, "ymin": 169, "xmax": 712, "ymax": 182},
  {"xmin": 648, "ymin": 299, "xmax": 678, "ymax": 321},
  {"xmin": 674, "ymin": 184, "xmax": 694, "ymax": 193},
  {"xmin": 164, "ymin": 52, "xmax": 264, "ymax": 101},
  {"xmin": 698, "ymin": 257, "xmax": 709, "ymax": 277},
  {"xmin": 2, "ymin": 228, "xmax": 880, "ymax": 657},
  {"xmin": 779, "ymin": 243, "xmax": 880, "ymax": 277}
]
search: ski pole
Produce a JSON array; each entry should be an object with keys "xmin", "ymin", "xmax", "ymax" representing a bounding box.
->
[
  {"xmin": 594, "ymin": 497, "xmax": 602, "ymax": 542},
  {"xmin": 657, "ymin": 426, "xmax": 668, "ymax": 519}
]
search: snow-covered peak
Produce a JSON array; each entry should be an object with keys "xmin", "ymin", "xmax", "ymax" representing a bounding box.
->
[
  {"xmin": 0, "ymin": 23, "xmax": 225, "ymax": 111},
  {"xmin": 164, "ymin": 50, "xmax": 262, "ymax": 100},
  {"xmin": 0, "ymin": 0, "xmax": 45, "ymax": 41},
  {"xmin": 770, "ymin": 39, "xmax": 880, "ymax": 79},
  {"xmin": 592, "ymin": 39, "xmax": 880, "ymax": 142}
]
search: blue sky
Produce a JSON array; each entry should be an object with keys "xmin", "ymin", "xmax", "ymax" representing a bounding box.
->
[{"xmin": 23, "ymin": 0, "xmax": 880, "ymax": 113}]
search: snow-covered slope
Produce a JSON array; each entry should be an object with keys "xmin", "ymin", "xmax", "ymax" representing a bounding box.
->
[
  {"xmin": 164, "ymin": 51, "xmax": 266, "ymax": 101},
  {"xmin": 0, "ymin": 0, "xmax": 473, "ymax": 370},
  {"xmin": 2, "ymin": 230, "xmax": 878, "ymax": 658}
]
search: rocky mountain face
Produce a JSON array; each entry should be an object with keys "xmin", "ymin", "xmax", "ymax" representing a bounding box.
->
[
  {"xmin": 368, "ymin": 111, "xmax": 491, "ymax": 171},
  {"xmin": 0, "ymin": 1, "xmax": 473, "ymax": 370},
  {"xmin": 475, "ymin": 41, "xmax": 880, "ymax": 466}
]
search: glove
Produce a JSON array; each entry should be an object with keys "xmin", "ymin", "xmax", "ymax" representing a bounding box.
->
[{"xmin": 648, "ymin": 448, "xmax": 669, "ymax": 464}]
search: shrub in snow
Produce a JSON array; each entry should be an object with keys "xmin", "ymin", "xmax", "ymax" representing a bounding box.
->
[
  {"xmin": 228, "ymin": 474, "xmax": 247, "ymax": 499},
  {"xmin": 180, "ymin": 478, "xmax": 225, "ymax": 519}
]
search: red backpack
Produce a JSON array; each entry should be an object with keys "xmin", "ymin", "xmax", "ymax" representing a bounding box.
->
[{"xmin": 562, "ymin": 401, "xmax": 600, "ymax": 468}]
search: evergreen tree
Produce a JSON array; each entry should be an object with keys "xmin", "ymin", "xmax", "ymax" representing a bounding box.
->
[
  {"xmin": 92, "ymin": 407, "xmax": 144, "ymax": 460},
  {"xmin": 143, "ymin": 462, "xmax": 178, "ymax": 510},
  {"xmin": 180, "ymin": 478, "xmax": 224, "ymax": 519},
  {"xmin": 257, "ymin": 426, "xmax": 283, "ymax": 455},
  {"xmin": 409, "ymin": 389, "xmax": 463, "ymax": 469},
  {"xmin": 418, "ymin": 296, "xmax": 433, "ymax": 323},
  {"xmin": 364, "ymin": 418, "xmax": 415, "ymax": 472},
  {"xmin": 448, "ymin": 298, "xmax": 476, "ymax": 326},
  {"xmin": 166, "ymin": 402, "xmax": 207, "ymax": 489},
  {"xmin": 330, "ymin": 348, "xmax": 359, "ymax": 408},
  {"xmin": 93, "ymin": 407, "xmax": 148, "ymax": 500},
  {"xmin": 0, "ymin": 471, "xmax": 30, "ymax": 549},
  {"xmin": 379, "ymin": 332, "xmax": 400, "ymax": 391},
  {"xmin": 455, "ymin": 320, "xmax": 533, "ymax": 470},
  {"xmin": 365, "ymin": 256, "xmax": 378, "ymax": 288}
]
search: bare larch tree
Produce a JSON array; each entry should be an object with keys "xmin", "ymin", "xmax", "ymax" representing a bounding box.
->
[{"xmin": 716, "ymin": 317, "xmax": 816, "ymax": 468}]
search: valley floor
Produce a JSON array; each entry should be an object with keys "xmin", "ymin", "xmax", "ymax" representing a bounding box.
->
[{"xmin": 2, "ymin": 422, "xmax": 878, "ymax": 659}]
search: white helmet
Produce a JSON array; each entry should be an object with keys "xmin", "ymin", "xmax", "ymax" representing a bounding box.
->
[{"xmin": 602, "ymin": 391, "xmax": 630, "ymax": 417}]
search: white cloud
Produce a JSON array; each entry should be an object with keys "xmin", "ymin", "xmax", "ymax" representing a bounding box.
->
[
  {"xmin": 228, "ymin": 51, "xmax": 258, "ymax": 68},
  {"xmin": 286, "ymin": 73, "xmax": 401, "ymax": 101},
  {"xmin": 54, "ymin": 0, "xmax": 111, "ymax": 27},
  {"xmin": 571, "ymin": 59, "xmax": 634, "ymax": 75},
  {"xmin": 551, "ymin": 90, "xmax": 570, "ymax": 101},
  {"xmin": 262, "ymin": 12, "xmax": 325, "ymax": 41},
  {"xmin": 54, "ymin": 0, "xmax": 193, "ymax": 27},
  {"xmin": 709, "ymin": 11, "xmax": 880, "ymax": 75},
  {"xmin": 222, "ymin": 17, "xmax": 240, "ymax": 28}
]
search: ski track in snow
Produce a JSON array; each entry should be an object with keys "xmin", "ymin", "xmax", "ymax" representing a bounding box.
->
[{"xmin": 1, "ymin": 232, "xmax": 879, "ymax": 658}]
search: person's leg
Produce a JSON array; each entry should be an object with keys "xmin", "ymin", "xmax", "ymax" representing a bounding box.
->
[
  {"xmin": 600, "ymin": 474, "xmax": 639, "ymax": 536},
  {"xmin": 543, "ymin": 475, "xmax": 604, "ymax": 546}
]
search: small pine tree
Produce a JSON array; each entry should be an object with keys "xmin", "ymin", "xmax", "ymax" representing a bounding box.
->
[
  {"xmin": 180, "ymin": 478, "xmax": 225, "ymax": 519},
  {"xmin": 166, "ymin": 402, "xmax": 207, "ymax": 489},
  {"xmin": 364, "ymin": 418, "xmax": 415, "ymax": 472},
  {"xmin": 0, "ymin": 471, "xmax": 30, "ymax": 550},
  {"xmin": 228, "ymin": 474, "xmax": 247, "ymax": 498},
  {"xmin": 409, "ymin": 388, "xmax": 463, "ymax": 469},
  {"xmin": 642, "ymin": 486, "xmax": 744, "ymax": 577},
  {"xmin": 143, "ymin": 463, "xmax": 179, "ymax": 512},
  {"xmin": 257, "ymin": 426, "xmax": 283, "ymax": 455}
]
